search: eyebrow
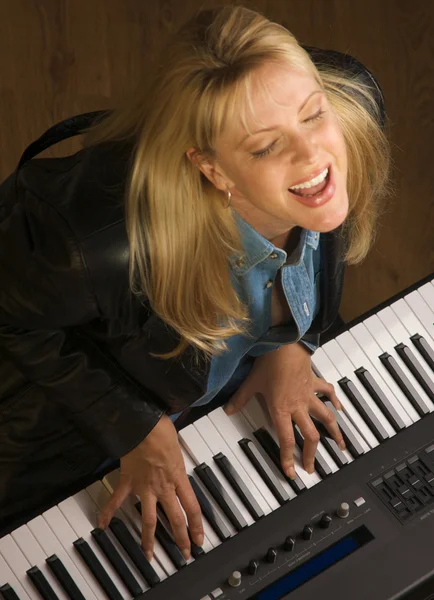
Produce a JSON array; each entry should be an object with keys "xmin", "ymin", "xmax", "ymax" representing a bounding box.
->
[{"xmin": 238, "ymin": 89, "xmax": 325, "ymax": 146}]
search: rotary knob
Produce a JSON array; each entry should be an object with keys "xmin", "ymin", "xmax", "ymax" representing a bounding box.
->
[
  {"xmin": 283, "ymin": 536, "xmax": 295, "ymax": 552},
  {"xmin": 301, "ymin": 525, "xmax": 313, "ymax": 540},
  {"xmin": 266, "ymin": 548, "xmax": 278, "ymax": 563},
  {"xmin": 247, "ymin": 560, "xmax": 259, "ymax": 575},
  {"xmin": 319, "ymin": 513, "xmax": 333, "ymax": 529},
  {"xmin": 228, "ymin": 571, "xmax": 242, "ymax": 587},
  {"xmin": 336, "ymin": 502, "xmax": 350, "ymax": 519}
]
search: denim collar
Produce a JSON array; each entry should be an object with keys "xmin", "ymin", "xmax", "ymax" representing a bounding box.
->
[{"xmin": 230, "ymin": 210, "xmax": 319, "ymax": 276}]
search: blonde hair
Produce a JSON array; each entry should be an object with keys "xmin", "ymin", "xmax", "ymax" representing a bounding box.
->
[{"xmin": 81, "ymin": 4, "xmax": 396, "ymax": 359}]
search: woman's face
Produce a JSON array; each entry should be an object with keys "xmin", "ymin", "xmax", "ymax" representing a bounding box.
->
[{"xmin": 205, "ymin": 61, "xmax": 349, "ymax": 242}]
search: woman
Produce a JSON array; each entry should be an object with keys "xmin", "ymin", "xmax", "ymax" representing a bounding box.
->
[{"xmin": 0, "ymin": 5, "xmax": 393, "ymax": 561}]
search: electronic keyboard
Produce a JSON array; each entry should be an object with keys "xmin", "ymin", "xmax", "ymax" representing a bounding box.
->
[{"xmin": 1, "ymin": 274, "xmax": 433, "ymax": 600}]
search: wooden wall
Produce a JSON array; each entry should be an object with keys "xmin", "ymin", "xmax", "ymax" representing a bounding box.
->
[{"xmin": 0, "ymin": 0, "xmax": 433, "ymax": 322}]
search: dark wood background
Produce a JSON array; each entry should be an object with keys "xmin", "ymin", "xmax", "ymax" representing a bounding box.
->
[{"xmin": 1, "ymin": 0, "xmax": 433, "ymax": 322}]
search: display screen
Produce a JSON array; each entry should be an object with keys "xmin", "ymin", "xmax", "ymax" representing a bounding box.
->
[{"xmin": 250, "ymin": 526, "xmax": 374, "ymax": 600}]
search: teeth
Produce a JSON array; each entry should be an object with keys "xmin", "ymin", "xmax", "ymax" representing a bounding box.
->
[{"xmin": 290, "ymin": 167, "xmax": 328, "ymax": 190}]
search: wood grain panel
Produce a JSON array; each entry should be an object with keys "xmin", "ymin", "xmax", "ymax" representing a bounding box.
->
[{"xmin": 0, "ymin": 0, "xmax": 432, "ymax": 321}]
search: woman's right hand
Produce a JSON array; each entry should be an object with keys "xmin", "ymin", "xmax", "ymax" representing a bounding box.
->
[{"xmin": 97, "ymin": 414, "xmax": 204, "ymax": 561}]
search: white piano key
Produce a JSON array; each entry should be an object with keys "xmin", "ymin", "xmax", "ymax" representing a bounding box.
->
[
  {"xmin": 392, "ymin": 297, "xmax": 434, "ymax": 346},
  {"xmin": 193, "ymin": 415, "xmax": 271, "ymax": 515},
  {"xmin": 180, "ymin": 445, "xmax": 235, "ymax": 543},
  {"xmin": 225, "ymin": 408, "xmax": 298, "ymax": 500},
  {"xmin": 85, "ymin": 480, "xmax": 158, "ymax": 587},
  {"xmin": 242, "ymin": 396, "xmax": 322, "ymax": 488},
  {"xmin": 336, "ymin": 330, "xmax": 415, "ymax": 426},
  {"xmin": 208, "ymin": 407, "xmax": 280, "ymax": 511},
  {"xmin": 404, "ymin": 290, "xmax": 434, "ymax": 339},
  {"xmin": 102, "ymin": 470, "xmax": 174, "ymax": 578},
  {"xmin": 378, "ymin": 306, "xmax": 434, "ymax": 384},
  {"xmin": 365, "ymin": 313, "xmax": 434, "ymax": 412},
  {"xmin": 312, "ymin": 348, "xmax": 374, "ymax": 451},
  {"xmin": 27, "ymin": 515, "xmax": 98, "ymax": 600},
  {"xmin": 419, "ymin": 282, "xmax": 434, "ymax": 313},
  {"xmin": 58, "ymin": 497, "xmax": 130, "ymax": 599},
  {"xmin": 322, "ymin": 339, "xmax": 396, "ymax": 438},
  {"xmin": 350, "ymin": 323, "xmax": 421, "ymax": 424},
  {"xmin": 0, "ymin": 554, "xmax": 31, "ymax": 600},
  {"xmin": 43, "ymin": 506, "xmax": 107, "ymax": 598},
  {"xmin": 75, "ymin": 487, "xmax": 151, "ymax": 592},
  {"xmin": 179, "ymin": 425, "xmax": 255, "ymax": 526},
  {"xmin": 0, "ymin": 536, "xmax": 37, "ymax": 600},
  {"xmin": 11, "ymin": 526, "xmax": 69, "ymax": 600}
]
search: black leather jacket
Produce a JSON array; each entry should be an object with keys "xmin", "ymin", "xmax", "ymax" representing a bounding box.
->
[{"xmin": 0, "ymin": 137, "xmax": 346, "ymax": 521}]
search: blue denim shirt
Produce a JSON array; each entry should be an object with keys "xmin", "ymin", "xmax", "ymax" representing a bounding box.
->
[{"xmin": 170, "ymin": 211, "xmax": 321, "ymax": 421}]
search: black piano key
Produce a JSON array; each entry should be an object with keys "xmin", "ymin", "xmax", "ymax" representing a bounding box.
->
[
  {"xmin": 395, "ymin": 343, "xmax": 434, "ymax": 401},
  {"xmin": 355, "ymin": 366, "xmax": 407, "ymax": 430},
  {"xmin": 91, "ymin": 528, "xmax": 143, "ymax": 596},
  {"xmin": 26, "ymin": 567, "xmax": 60, "ymax": 600},
  {"xmin": 213, "ymin": 452, "xmax": 264, "ymax": 520},
  {"xmin": 411, "ymin": 334, "xmax": 434, "ymax": 371},
  {"xmin": 156, "ymin": 503, "xmax": 205, "ymax": 559},
  {"xmin": 46, "ymin": 555, "xmax": 86, "ymax": 600},
  {"xmin": 311, "ymin": 416, "xmax": 349, "ymax": 467},
  {"xmin": 380, "ymin": 352, "xmax": 429, "ymax": 417},
  {"xmin": 293, "ymin": 425, "xmax": 332, "ymax": 479},
  {"xmin": 108, "ymin": 517, "xmax": 160, "ymax": 587},
  {"xmin": 338, "ymin": 377, "xmax": 390, "ymax": 442},
  {"xmin": 253, "ymin": 427, "xmax": 306, "ymax": 493},
  {"xmin": 0, "ymin": 584, "xmax": 21, "ymax": 600},
  {"xmin": 322, "ymin": 399, "xmax": 365, "ymax": 458},
  {"xmin": 187, "ymin": 476, "xmax": 232, "ymax": 541},
  {"xmin": 134, "ymin": 502, "xmax": 187, "ymax": 570},
  {"xmin": 238, "ymin": 438, "xmax": 290, "ymax": 504},
  {"xmin": 194, "ymin": 463, "xmax": 248, "ymax": 531},
  {"xmin": 72, "ymin": 538, "xmax": 123, "ymax": 600}
]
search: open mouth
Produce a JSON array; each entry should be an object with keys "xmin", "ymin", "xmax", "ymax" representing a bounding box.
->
[{"xmin": 289, "ymin": 167, "xmax": 331, "ymax": 198}]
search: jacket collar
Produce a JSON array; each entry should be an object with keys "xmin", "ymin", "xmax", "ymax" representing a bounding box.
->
[{"xmin": 229, "ymin": 210, "xmax": 320, "ymax": 276}]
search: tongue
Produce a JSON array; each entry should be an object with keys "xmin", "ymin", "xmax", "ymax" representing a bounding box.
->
[{"xmin": 290, "ymin": 176, "xmax": 328, "ymax": 197}]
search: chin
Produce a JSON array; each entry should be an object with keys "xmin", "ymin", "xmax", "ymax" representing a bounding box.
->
[{"xmin": 299, "ymin": 195, "xmax": 349, "ymax": 233}]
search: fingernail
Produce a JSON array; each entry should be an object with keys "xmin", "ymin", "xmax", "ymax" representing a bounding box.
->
[
  {"xmin": 225, "ymin": 404, "xmax": 234, "ymax": 415},
  {"xmin": 197, "ymin": 534, "xmax": 204, "ymax": 547},
  {"xmin": 182, "ymin": 549, "xmax": 191, "ymax": 560},
  {"xmin": 339, "ymin": 440, "xmax": 347, "ymax": 450},
  {"xmin": 287, "ymin": 466, "xmax": 296, "ymax": 480},
  {"xmin": 145, "ymin": 550, "xmax": 153, "ymax": 562}
]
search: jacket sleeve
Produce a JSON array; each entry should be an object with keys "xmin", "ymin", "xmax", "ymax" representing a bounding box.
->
[
  {"xmin": 298, "ymin": 332, "xmax": 320, "ymax": 354},
  {"xmin": 0, "ymin": 171, "xmax": 164, "ymax": 459}
]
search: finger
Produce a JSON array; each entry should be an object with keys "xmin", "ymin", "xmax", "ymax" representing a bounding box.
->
[
  {"xmin": 272, "ymin": 413, "xmax": 296, "ymax": 479},
  {"xmin": 176, "ymin": 475, "xmax": 204, "ymax": 547},
  {"xmin": 98, "ymin": 480, "xmax": 131, "ymax": 530},
  {"xmin": 314, "ymin": 379, "xmax": 343, "ymax": 411},
  {"xmin": 310, "ymin": 396, "xmax": 346, "ymax": 450},
  {"xmin": 224, "ymin": 382, "xmax": 253, "ymax": 416},
  {"xmin": 160, "ymin": 491, "xmax": 191, "ymax": 560},
  {"xmin": 292, "ymin": 411, "xmax": 320, "ymax": 474},
  {"xmin": 139, "ymin": 492, "xmax": 158, "ymax": 561}
]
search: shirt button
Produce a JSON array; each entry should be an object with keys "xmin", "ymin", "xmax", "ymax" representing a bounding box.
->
[
  {"xmin": 303, "ymin": 302, "xmax": 310, "ymax": 316},
  {"xmin": 270, "ymin": 252, "xmax": 278, "ymax": 259},
  {"xmin": 314, "ymin": 234, "xmax": 318, "ymax": 241},
  {"xmin": 265, "ymin": 280, "xmax": 273, "ymax": 289},
  {"xmin": 235, "ymin": 256, "xmax": 245, "ymax": 267}
]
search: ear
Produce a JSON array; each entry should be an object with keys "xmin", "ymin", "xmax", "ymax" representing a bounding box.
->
[{"xmin": 185, "ymin": 148, "xmax": 231, "ymax": 193}]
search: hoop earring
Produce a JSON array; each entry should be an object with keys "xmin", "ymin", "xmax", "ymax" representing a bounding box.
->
[{"xmin": 226, "ymin": 188, "xmax": 232, "ymax": 209}]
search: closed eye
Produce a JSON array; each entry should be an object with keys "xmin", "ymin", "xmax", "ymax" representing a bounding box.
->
[{"xmin": 251, "ymin": 109, "xmax": 327, "ymax": 159}]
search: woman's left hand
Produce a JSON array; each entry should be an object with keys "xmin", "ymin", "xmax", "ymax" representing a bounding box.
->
[{"xmin": 224, "ymin": 342, "xmax": 346, "ymax": 479}]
